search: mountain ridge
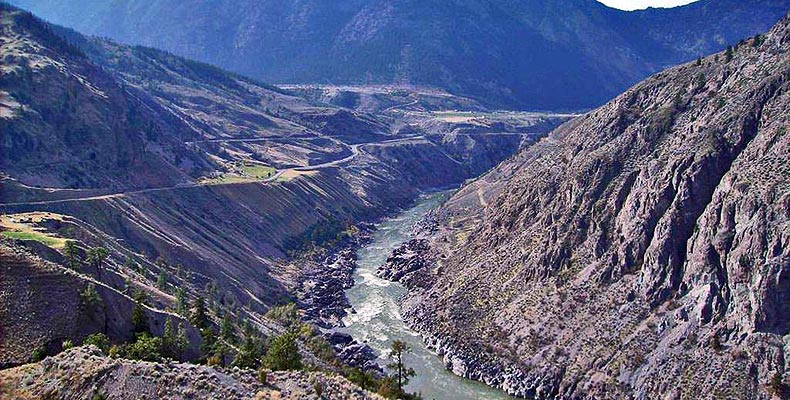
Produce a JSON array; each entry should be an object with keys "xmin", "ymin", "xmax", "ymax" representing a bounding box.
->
[{"xmin": 8, "ymin": 0, "xmax": 790, "ymax": 109}]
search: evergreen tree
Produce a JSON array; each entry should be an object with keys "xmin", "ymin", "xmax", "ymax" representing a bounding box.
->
[
  {"xmin": 64, "ymin": 240, "xmax": 80, "ymax": 270},
  {"xmin": 175, "ymin": 323, "xmax": 189, "ymax": 360},
  {"xmin": 174, "ymin": 287, "xmax": 188, "ymax": 316},
  {"xmin": 80, "ymin": 283, "xmax": 103, "ymax": 311},
  {"xmin": 190, "ymin": 296, "xmax": 208, "ymax": 330},
  {"xmin": 157, "ymin": 270, "xmax": 168, "ymax": 291},
  {"xmin": 232, "ymin": 335, "xmax": 264, "ymax": 369},
  {"xmin": 200, "ymin": 326, "xmax": 217, "ymax": 361},
  {"xmin": 347, "ymin": 368, "xmax": 378, "ymax": 392},
  {"xmin": 221, "ymin": 314, "xmax": 235, "ymax": 342},
  {"xmin": 163, "ymin": 317, "xmax": 177, "ymax": 358},
  {"xmin": 131, "ymin": 290, "xmax": 149, "ymax": 334},
  {"xmin": 387, "ymin": 340, "xmax": 416, "ymax": 395},
  {"xmin": 263, "ymin": 332, "xmax": 302, "ymax": 371},
  {"xmin": 86, "ymin": 246, "xmax": 110, "ymax": 278}
]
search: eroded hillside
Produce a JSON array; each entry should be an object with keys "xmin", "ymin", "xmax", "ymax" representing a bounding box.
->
[{"xmin": 393, "ymin": 15, "xmax": 790, "ymax": 400}]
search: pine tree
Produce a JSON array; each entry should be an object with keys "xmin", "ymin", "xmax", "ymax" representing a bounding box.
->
[
  {"xmin": 232, "ymin": 335, "xmax": 264, "ymax": 369},
  {"xmin": 190, "ymin": 296, "xmax": 208, "ymax": 329},
  {"xmin": 263, "ymin": 332, "xmax": 302, "ymax": 371},
  {"xmin": 387, "ymin": 340, "xmax": 416, "ymax": 395},
  {"xmin": 86, "ymin": 246, "xmax": 110, "ymax": 278},
  {"xmin": 131, "ymin": 290, "xmax": 149, "ymax": 333},
  {"xmin": 157, "ymin": 270, "xmax": 168, "ymax": 291},
  {"xmin": 163, "ymin": 317, "xmax": 177, "ymax": 358},
  {"xmin": 64, "ymin": 241, "xmax": 80, "ymax": 270},
  {"xmin": 80, "ymin": 283, "xmax": 103, "ymax": 311},
  {"xmin": 174, "ymin": 287, "xmax": 188, "ymax": 316},
  {"xmin": 200, "ymin": 326, "xmax": 217, "ymax": 361},
  {"xmin": 175, "ymin": 323, "xmax": 189, "ymax": 360},
  {"xmin": 221, "ymin": 314, "xmax": 235, "ymax": 342}
]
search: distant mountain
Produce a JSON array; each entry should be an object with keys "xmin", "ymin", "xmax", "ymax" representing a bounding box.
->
[
  {"xmin": 8, "ymin": 0, "xmax": 790, "ymax": 109},
  {"xmin": 390, "ymin": 13, "xmax": 790, "ymax": 399}
]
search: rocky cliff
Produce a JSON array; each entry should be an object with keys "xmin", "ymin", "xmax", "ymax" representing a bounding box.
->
[{"xmin": 395, "ymin": 15, "xmax": 790, "ymax": 400}]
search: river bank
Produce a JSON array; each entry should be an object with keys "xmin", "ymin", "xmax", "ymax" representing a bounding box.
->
[{"xmin": 338, "ymin": 191, "xmax": 516, "ymax": 400}]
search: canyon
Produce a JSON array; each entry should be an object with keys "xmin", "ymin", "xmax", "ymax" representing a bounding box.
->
[{"xmin": 1, "ymin": 1, "xmax": 789, "ymax": 400}]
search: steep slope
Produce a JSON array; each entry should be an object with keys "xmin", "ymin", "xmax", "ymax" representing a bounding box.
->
[
  {"xmin": 0, "ymin": 242, "xmax": 201, "ymax": 367},
  {"xmin": 0, "ymin": 6, "xmax": 212, "ymax": 189},
  {"xmin": 393, "ymin": 15, "xmax": 790, "ymax": 400},
  {"xmin": 8, "ymin": 0, "xmax": 790, "ymax": 109}
]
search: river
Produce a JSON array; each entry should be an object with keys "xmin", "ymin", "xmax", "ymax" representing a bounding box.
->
[{"xmin": 340, "ymin": 191, "xmax": 515, "ymax": 400}]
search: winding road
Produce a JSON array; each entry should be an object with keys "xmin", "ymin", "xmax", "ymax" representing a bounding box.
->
[{"xmin": 0, "ymin": 135, "xmax": 435, "ymax": 208}]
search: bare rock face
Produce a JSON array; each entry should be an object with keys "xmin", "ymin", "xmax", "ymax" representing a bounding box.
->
[
  {"xmin": 401, "ymin": 16, "xmax": 790, "ymax": 400},
  {"xmin": 0, "ymin": 346, "xmax": 382, "ymax": 400}
]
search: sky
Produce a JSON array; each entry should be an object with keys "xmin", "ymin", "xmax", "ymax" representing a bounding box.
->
[{"xmin": 596, "ymin": 0, "xmax": 700, "ymax": 10}]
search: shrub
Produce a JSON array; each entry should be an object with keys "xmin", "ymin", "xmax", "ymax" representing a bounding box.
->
[
  {"xmin": 108, "ymin": 344, "xmax": 124, "ymax": 358},
  {"xmin": 753, "ymin": 34, "xmax": 765, "ymax": 47},
  {"xmin": 709, "ymin": 335, "xmax": 722, "ymax": 351},
  {"xmin": 265, "ymin": 303, "xmax": 299, "ymax": 327},
  {"xmin": 257, "ymin": 369, "xmax": 269, "ymax": 384},
  {"xmin": 125, "ymin": 333, "xmax": 163, "ymax": 362},
  {"xmin": 83, "ymin": 333, "xmax": 111, "ymax": 353},
  {"xmin": 81, "ymin": 283, "xmax": 103, "ymax": 310},
  {"xmin": 62, "ymin": 339, "xmax": 74, "ymax": 351},
  {"xmin": 311, "ymin": 377, "xmax": 325, "ymax": 397},
  {"xmin": 770, "ymin": 372, "xmax": 785, "ymax": 396},
  {"xmin": 724, "ymin": 45, "xmax": 734, "ymax": 63},
  {"xmin": 31, "ymin": 346, "xmax": 47, "ymax": 362}
]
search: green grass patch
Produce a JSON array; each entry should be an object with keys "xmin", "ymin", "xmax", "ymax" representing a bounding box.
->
[
  {"xmin": 2, "ymin": 231, "xmax": 63, "ymax": 247},
  {"xmin": 199, "ymin": 163, "xmax": 277, "ymax": 185},
  {"xmin": 241, "ymin": 164, "xmax": 276, "ymax": 179}
]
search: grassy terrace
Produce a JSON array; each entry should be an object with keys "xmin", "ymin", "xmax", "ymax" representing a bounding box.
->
[
  {"xmin": 1, "ymin": 231, "xmax": 63, "ymax": 247},
  {"xmin": 0, "ymin": 212, "xmax": 68, "ymax": 249},
  {"xmin": 200, "ymin": 162, "xmax": 277, "ymax": 185}
]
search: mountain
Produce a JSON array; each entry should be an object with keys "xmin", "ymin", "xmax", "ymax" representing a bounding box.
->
[
  {"xmin": 8, "ymin": 0, "xmax": 790, "ymax": 109},
  {"xmin": 384, "ymin": 14, "xmax": 790, "ymax": 399}
]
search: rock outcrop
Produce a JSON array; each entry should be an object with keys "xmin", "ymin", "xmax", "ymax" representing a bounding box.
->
[
  {"xmin": 0, "ymin": 346, "xmax": 382, "ymax": 400},
  {"xmin": 398, "ymin": 15, "xmax": 790, "ymax": 400}
]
